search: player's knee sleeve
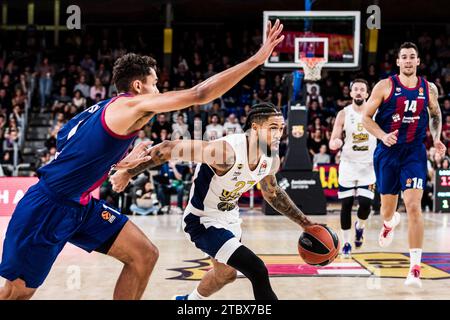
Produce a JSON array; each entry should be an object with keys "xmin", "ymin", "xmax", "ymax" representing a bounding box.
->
[
  {"xmin": 340, "ymin": 196, "xmax": 354, "ymax": 230},
  {"xmin": 226, "ymin": 245, "xmax": 278, "ymax": 300},
  {"xmin": 357, "ymin": 196, "xmax": 372, "ymax": 220}
]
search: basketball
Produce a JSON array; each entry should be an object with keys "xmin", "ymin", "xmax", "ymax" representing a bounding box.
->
[{"xmin": 298, "ymin": 225, "xmax": 340, "ymax": 266}]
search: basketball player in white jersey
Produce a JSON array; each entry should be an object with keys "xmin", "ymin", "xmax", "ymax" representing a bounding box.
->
[
  {"xmin": 329, "ymin": 79, "xmax": 377, "ymax": 258},
  {"xmin": 110, "ymin": 103, "xmax": 319, "ymax": 300}
]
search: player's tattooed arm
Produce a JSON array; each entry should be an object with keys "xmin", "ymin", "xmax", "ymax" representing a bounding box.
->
[
  {"xmin": 428, "ymin": 82, "xmax": 443, "ymax": 142},
  {"xmin": 428, "ymin": 82, "xmax": 447, "ymax": 157},
  {"xmin": 110, "ymin": 139, "xmax": 236, "ymax": 193},
  {"xmin": 260, "ymin": 174, "xmax": 313, "ymax": 228}
]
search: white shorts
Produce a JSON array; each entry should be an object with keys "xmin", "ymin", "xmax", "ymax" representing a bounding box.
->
[
  {"xmin": 182, "ymin": 212, "xmax": 243, "ymax": 264},
  {"xmin": 338, "ymin": 160, "xmax": 376, "ymax": 199}
]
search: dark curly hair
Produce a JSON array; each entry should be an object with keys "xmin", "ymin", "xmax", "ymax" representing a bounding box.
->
[
  {"xmin": 112, "ymin": 53, "xmax": 157, "ymax": 93},
  {"xmin": 243, "ymin": 102, "xmax": 282, "ymax": 131}
]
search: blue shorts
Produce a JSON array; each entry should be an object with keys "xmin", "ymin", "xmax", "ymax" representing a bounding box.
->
[
  {"xmin": 373, "ymin": 142, "xmax": 427, "ymax": 195},
  {"xmin": 0, "ymin": 181, "xmax": 128, "ymax": 288},
  {"xmin": 183, "ymin": 213, "xmax": 242, "ymax": 264}
]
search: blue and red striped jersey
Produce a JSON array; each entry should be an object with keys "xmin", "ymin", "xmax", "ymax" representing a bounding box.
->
[
  {"xmin": 37, "ymin": 93, "xmax": 137, "ymax": 205},
  {"xmin": 375, "ymin": 74, "xmax": 429, "ymax": 145}
]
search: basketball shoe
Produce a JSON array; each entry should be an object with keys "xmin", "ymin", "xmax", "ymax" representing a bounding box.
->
[
  {"xmin": 404, "ymin": 265, "xmax": 422, "ymax": 288},
  {"xmin": 354, "ymin": 221, "xmax": 364, "ymax": 248},
  {"xmin": 378, "ymin": 212, "xmax": 401, "ymax": 248},
  {"xmin": 342, "ymin": 242, "xmax": 352, "ymax": 258}
]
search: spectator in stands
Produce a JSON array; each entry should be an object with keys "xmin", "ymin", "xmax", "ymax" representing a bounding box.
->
[
  {"xmin": 253, "ymin": 77, "xmax": 272, "ymax": 104},
  {"xmin": 443, "ymin": 98, "xmax": 450, "ymax": 118},
  {"xmin": 96, "ymin": 63, "xmax": 111, "ymax": 86},
  {"xmin": 1, "ymin": 150, "xmax": 14, "ymax": 176},
  {"xmin": 10, "ymin": 105, "xmax": 24, "ymax": 128},
  {"xmin": 0, "ymin": 88, "xmax": 11, "ymax": 115},
  {"xmin": 151, "ymin": 113, "xmax": 172, "ymax": 141},
  {"xmin": 133, "ymin": 129, "xmax": 150, "ymax": 147},
  {"xmin": 208, "ymin": 100, "xmax": 225, "ymax": 120},
  {"xmin": 172, "ymin": 114, "xmax": 189, "ymax": 140},
  {"xmin": 192, "ymin": 114, "xmax": 205, "ymax": 140},
  {"xmin": 80, "ymin": 53, "xmax": 96, "ymax": 76},
  {"xmin": 11, "ymin": 88, "xmax": 26, "ymax": 109},
  {"xmin": 308, "ymin": 117, "xmax": 330, "ymax": 140},
  {"xmin": 205, "ymin": 114, "xmax": 224, "ymax": 141},
  {"xmin": 38, "ymin": 57, "xmax": 54, "ymax": 110},
  {"xmin": 308, "ymin": 100, "xmax": 324, "ymax": 124},
  {"xmin": 52, "ymin": 86, "xmax": 71, "ymax": 114},
  {"xmin": 155, "ymin": 160, "xmax": 189, "ymax": 214},
  {"xmin": 90, "ymin": 77, "xmax": 106, "ymax": 101},
  {"xmin": 306, "ymin": 84, "xmax": 323, "ymax": 108},
  {"xmin": 308, "ymin": 128, "xmax": 327, "ymax": 159},
  {"xmin": 336, "ymin": 85, "xmax": 352, "ymax": 109},
  {"xmin": 313, "ymin": 144, "xmax": 331, "ymax": 167},
  {"xmin": 72, "ymin": 89, "xmax": 87, "ymax": 110},
  {"xmin": 73, "ymin": 75, "xmax": 90, "ymax": 98},
  {"xmin": 223, "ymin": 113, "xmax": 243, "ymax": 135},
  {"xmin": 443, "ymin": 115, "xmax": 450, "ymax": 147}
]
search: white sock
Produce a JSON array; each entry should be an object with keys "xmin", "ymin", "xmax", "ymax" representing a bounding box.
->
[
  {"xmin": 356, "ymin": 220, "xmax": 365, "ymax": 229},
  {"xmin": 409, "ymin": 248, "xmax": 422, "ymax": 269},
  {"xmin": 341, "ymin": 229, "xmax": 351, "ymax": 244},
  {"xmin": 188, "ymin": 287, "xmax": 206, "ymax": 300}
]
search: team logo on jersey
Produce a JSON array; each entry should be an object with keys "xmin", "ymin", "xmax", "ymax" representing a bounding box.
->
[
  {"xmin": 101, "ymin": 211, "xmax": 116, "ymax": 223},
  {"xmin": 292, "ymin": 125, "xmax": 304, "ymax": 138},
  {"xmin": 406, "ymin": 178, "xmax": 412, "ymax": 187},
  {"xmin": 352, "ymin": 145, "xmax": 369, "ymax": 152},
  {"xmin": 217, "ymin": 202, "xmax": 236, "ymax": 212},
  {"xmin": 419, "ymin": 87, "xmax": 424, "ymax": 96},
  {"xmin": 168, "ymin": 252, "xmax": 450, "ymax": 280},
  {"xmin": 352, "ymin": 133, "xmax": 369, "ymax": 143},
  {"xmin": 396, "ymin": 87, "xmax": 401, "ymax": 93},
  {"xmin": 392, "ymin": 113, "xmax": 401, "ymax": 122},
  {"xmin": 237, "ymin": 164, "xmax": 243, "ymax": 170},
  {"xmin": 258, "ymin": 160, "xmax": 268, "ymax": 175}
]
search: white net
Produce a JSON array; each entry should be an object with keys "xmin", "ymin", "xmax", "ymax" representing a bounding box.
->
[{"xmin": 299, "ymin": 58, "xmax": 326, "ymax": 81}]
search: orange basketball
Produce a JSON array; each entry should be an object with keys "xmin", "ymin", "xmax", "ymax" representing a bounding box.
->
[{"xmin": 298, "ymin": 225, "xmax": 340, "ymax": 266}]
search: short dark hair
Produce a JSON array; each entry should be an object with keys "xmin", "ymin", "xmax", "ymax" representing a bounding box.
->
[
  {"xmin": 398, "ymin": 42, "xmax": 419, "ymax": 57},
  {"xmin": 350, "ymin": 78, "xmax": 369, "ymax": 91},
  {"xmin": 112, "ymin": 53, "xmax": 157, "ymax": 93},
  {"xmin": 243, "ymin": 102, "xmax": 282, "ymax": 131}
]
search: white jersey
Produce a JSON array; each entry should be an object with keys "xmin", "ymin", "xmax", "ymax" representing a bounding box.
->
[
  {"xmin": 340, "ymin": 104, "xmax": 377, "ymax": 163},
  {"xmin": 185, "ymin": 133, "xmax": 274, "ymax": 223}
]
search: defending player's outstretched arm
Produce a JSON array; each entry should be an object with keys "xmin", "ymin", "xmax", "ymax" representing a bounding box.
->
[
  {"xmin": 126, "ymin": 20, "xmax": 284, "ymax": 115},
  {"xmin": 110, "ymin": 139, "xmax": 236, "ymax": 193},
  {"xmin": 427, "ymin": 82, "xmax": 447, "ymax": 157},
  {"xmin": 259, "ymin": 157, "xmax": 313, "ymax": 228}
]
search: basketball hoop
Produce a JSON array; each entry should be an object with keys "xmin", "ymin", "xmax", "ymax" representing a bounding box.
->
[{"xmin": 299, "ymin": 57, "xmax": 326, "ymax": 81}]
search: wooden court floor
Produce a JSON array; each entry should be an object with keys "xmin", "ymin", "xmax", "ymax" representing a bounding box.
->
[{"xmin": 1, "ymin": 211, "xmax": 450, "ymax": 300}]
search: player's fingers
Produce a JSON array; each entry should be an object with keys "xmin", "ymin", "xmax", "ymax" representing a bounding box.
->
[
  {"xmin": 269, "ymin": 21, "xmax": 283, "ymax": 42},
  {"xmin": 270, "ymin": 19, "xmax": 280, "ymax": 37},
  {"xmin": 266, "ymin": 20, "xmax": 272, "ymax": 37},
  {"xmin": 273, "ymin": 35, "xmax": 285, "ymax": 47}
]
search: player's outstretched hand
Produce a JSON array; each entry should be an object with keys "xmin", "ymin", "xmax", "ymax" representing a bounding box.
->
[
  {"xmin": 434, "ymin": 140, "xmax": 447, "ymax": 158},
  {"xmin": 381, "ymin": 129, "xmax": 398, "ymax": 147},
  {"xmin": 253, "ymin": 19, "xmax": 285, "ymax": 65},
  {"xmin": 115, "ymin": 140, "xmax": 153, "ymax": 170}
]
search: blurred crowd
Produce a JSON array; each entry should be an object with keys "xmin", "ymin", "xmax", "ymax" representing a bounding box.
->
[{"xmin": 1, "ymin": 25, "xmax": 450, "ymax": 213}]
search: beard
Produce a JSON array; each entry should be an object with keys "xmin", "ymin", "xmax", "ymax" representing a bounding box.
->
[{"xmin": 353, "ymin": 98, "xmax": 364, "ymax": 106}]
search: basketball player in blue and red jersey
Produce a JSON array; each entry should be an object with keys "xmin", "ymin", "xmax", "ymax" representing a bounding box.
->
[
  {"xmin": 362, "ymin": 42, "xmax": 446, "ymax": 288},
  {"xmin": 0, "ymin": 20, "xmax": 285, "ymax": 300}
]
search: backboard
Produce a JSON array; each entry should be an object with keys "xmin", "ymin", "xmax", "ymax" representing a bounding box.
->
[{"xmin": 263, "ymin": 11, "xmax": 361, "ymax": 70}]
